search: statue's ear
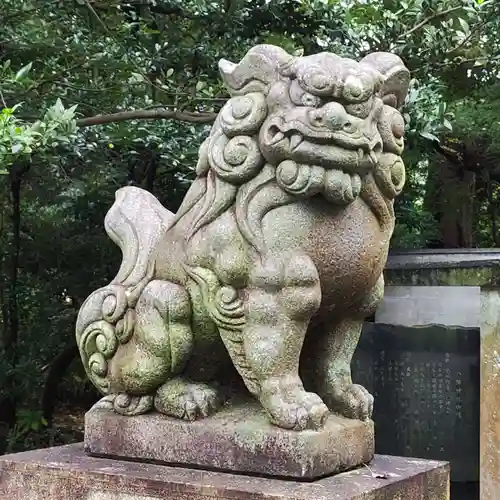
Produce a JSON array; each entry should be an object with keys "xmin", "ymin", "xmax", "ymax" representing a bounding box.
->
[
  {"xmin": 360, "ymin": 52, "xmax": 410, "ymax": 109},
  {"xmin": 219, "ymin": 44, "xmax": 294, "ymax": 96}
]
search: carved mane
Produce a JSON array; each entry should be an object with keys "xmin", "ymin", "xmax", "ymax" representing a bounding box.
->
[{"xmin": 168, "ymin": 45, "xmax": 410, "ymax": 253}]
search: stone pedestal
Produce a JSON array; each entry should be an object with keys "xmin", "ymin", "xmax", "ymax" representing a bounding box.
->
[
  {"xmin": 84, "ymin": 402, "xmax": 374, "ymax": 479},
  {"xmin": 0, "ymin": 444, "xmax": 449, "ymax": 500}
]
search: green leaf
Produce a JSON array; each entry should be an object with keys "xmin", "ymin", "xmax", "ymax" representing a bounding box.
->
[
  {"xmin": 14, "ymin": 62, "xmax": 33, "ymax": 81},
  {"xmin": 458, "ymin": 18, "xmax": 470, "ymax": 35},
  {"xmin": 54, "ymin": 98, "xmax": 65, "ymax": 115},
  {"xmin": 129, "ymin": 72, "xmax": 145, "ymax": 83},
  {"xmin": 420, "ymin": 131, "xmax": 440, "ymax": 142},
  {"xmin": 443, "ymin": 119, "xmax": 453, "ymax": 131}
]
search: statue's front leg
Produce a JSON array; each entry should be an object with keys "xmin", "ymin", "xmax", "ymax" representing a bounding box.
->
[
  {"xmin": 313, "ymin": 275, "xmax": 384, "ymax": 421},
  {"xmin": 315, "ymin": 317, "xmax": 374, "ymax": 421},
  {"xmin": 238, "ymin": 255, "xmax": 329, "ymax": 430}
]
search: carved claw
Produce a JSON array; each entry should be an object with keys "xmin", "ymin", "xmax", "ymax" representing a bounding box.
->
[
  {"xmin": 324, "ymin": 383, "xmax": 374, "ymax": 421},
  {"xmin": 154, "ymin": 379, "xmax": 223, "ymax": 421},
  {"xmin": 261, "ymin": 377, "xmax": 329, "ymax": 431},
  {"xmin": 266, "ymin": 393, "xmax": 329, "ymax": 431}
]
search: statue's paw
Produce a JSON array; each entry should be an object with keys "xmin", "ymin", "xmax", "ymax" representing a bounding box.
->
[
  {"xmin": 261, "ymin": 378, "xmax": 329, "ymax": 431},
  {"xmin": 113, "ymin": 393, "xmax": 154, "ymax": 416},
  {"xmin": 154, "ymin": 379, "xmax": 223, "ymax": 421},
  {"xmin": 294, "ymin": 390, "xmax": 330, "ymax": 430},
  {"xmin": 325, "ymin": 383, "xmax": 374, "ymax": 421},
  {"xmin": 266, "ymin": 393, "xmax": 329, "ymax": 431}
]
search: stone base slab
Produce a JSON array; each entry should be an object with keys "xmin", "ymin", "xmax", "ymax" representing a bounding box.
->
[
  {"xmin": 84, "ymin": 402, "xmax": 374, "ymax": 479},
  {"xmin": 0, "ymin": 444, "xmax": 450, "ymax": 500}
]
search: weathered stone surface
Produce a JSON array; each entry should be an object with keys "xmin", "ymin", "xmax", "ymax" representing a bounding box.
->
[
  {"xmin": 379, "ymin": 248, "xmax": 500, "ymax": 488},
  {"xmin": 74, "ymin": 43, "xmax": 411, "ymax": 439},
  {"xmin": 385, "ymin": 248, "xmax": 500, "ymax": 286},
  {"xmin": 375, "ymin": 285, "xmax": 480, "ymax": 328},
  {"xmin": 480, "ymin": 288, "xmax": 500, "ymax": 500},
  {"xmin": 0, "ymin": 444, "xmax": 449, "ymax": 500},
  {"xmin": 85, "ymin": 401, "xmax": 373, "ymax": 479}
]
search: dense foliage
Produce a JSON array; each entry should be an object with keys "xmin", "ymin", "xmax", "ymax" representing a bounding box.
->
[{"xmin": 0, "ymin": 0, "xmax": 499, "ymax": 451}]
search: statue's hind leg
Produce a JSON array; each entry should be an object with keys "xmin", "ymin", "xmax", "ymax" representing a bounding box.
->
[
  {"xmin": 312, "ymin": 274, "xmax": 384, "ymax": 421},
  {"xmin": 235, "ymin": 255, "xmax": 329, "ymax": 430},
  {"xmin": 90, "ymin": 279, "xmax": 202, "ymax": 417},
  {"xmin": 131, "ymin": 280, "xmax": 224, "ymax": 421}
]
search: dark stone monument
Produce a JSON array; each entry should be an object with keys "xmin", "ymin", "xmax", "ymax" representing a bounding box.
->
[
  {"xmin": 363, "ymin": 249, "xmax": 500, "ymax": 490},
  {"xmin": 353, "ymin": 322, "xmax": 478, "ymax": 481}
]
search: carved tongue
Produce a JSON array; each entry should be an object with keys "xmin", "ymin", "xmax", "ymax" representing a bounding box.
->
[{"xmin": 289, "ymin": 134, "xmax": 303, "ymax": 151}]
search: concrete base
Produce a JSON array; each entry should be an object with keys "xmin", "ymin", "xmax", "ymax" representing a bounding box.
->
[
  {"xmin": 84, "ymin": 401, "xmax": 374, "ymax": 479},
  {"xmin": 0, "ymin": 444, "xmax": 449, "ymax": 500}
]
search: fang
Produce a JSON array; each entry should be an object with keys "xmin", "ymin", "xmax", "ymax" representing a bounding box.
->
[
  {"xmin": 269, "ymin": 130, "xmax": 285, "ymax": 145},
  {"xmin": 289, "ymin": 134, "xmax": 303, "ymax": 151}
]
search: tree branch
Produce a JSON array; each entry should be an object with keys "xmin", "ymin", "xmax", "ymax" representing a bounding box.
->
[
  {"xmin": 405, "ymin": 6, "xmax": 463, "ymax": 37},
  {"xmin": 83, "ymin": 0, "xmax": 110, "ymax": 32},
  {"xmin": 115, "ymin": 1, "xmax": 188, "ymax": 17},
  {"xmin": 77, "ymin": 108, "xmax": 217, "ymax": 127}
]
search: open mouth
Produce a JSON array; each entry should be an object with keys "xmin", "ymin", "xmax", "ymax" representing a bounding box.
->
[
  {"xmin": 265, "ymin": 119, "xmax": 382, "ymax": 166},
  {"xmin": 266, "ymin": 123, "xmax": 381, "ymax": 167},
  {"xmin": 267, "ymin": 124, "xmax": 304, "ymax": 152}
]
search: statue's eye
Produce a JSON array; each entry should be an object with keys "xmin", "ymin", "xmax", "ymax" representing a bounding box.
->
[
  {"xmin": 342, "ymin": 121, "xmax": 357, "ymax": 134},
  {"xmin": 342, "ymin": 75, "xmax": 372, "ymax": 103},
  {"xmin": 345, "ymin": 101, "xmax": 371, "ymax": 119},
  {"xmin": 301, "ymin": 92, "xmax": 321, "ymax": 107},
  {"xmin": 289, "ymin": 80, "xmax": 322, "ymax": 107}
]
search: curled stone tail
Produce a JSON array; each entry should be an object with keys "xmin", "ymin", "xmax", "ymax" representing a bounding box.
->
[
  {"xmin": 76, "ymin": 185, "xmax": 173, "ymax": 398},
  {"xmin": 76, "ymin": 283, "xmax": 140, "ymax": 394}
]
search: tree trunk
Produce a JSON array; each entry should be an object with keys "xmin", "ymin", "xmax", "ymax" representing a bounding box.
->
[
  {"xmin": 145, "ymin": 151, "xmax": 158, "ymax": 193},
  {"xmin": 0, "ymin": 162, "xmax": 30, "ymax": 454},
  {"xmin": 424, "ymin": 156, "xmax": 475, "ymax": 248},
  {"xmin": 41, "ymin": 344, "xmax": 78, "ymax": 426}
]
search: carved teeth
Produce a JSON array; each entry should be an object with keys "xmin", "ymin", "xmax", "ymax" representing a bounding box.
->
[
  {"xmin": 351, "ymin": 173, "xmax": 362, "ymax": 197},
  {"xmin": 269, "ymin": 130, "xmax": 285, "ymax": 146},
  {"xmin": 369, "ymin": 151, "xmax": 378, "ymax": 165},
  {"xmin": 289, "ymin": 134, "xmax": 303, "ymax": 151}
]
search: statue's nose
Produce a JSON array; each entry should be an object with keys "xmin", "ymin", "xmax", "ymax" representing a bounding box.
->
[{"xmin": 308, "ymin": 102, "xmax": 358, "ymax": 133}]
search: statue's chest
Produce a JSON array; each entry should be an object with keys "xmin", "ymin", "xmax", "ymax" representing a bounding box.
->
[{"xmin": 262, "ymin": 197, "xmax": 390, "ymax": 310}]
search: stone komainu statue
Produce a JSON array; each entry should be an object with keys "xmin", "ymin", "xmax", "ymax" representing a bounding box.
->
[{"xmin": 76, "ymin": 45, "xmax": 410, "ymax": 431}]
